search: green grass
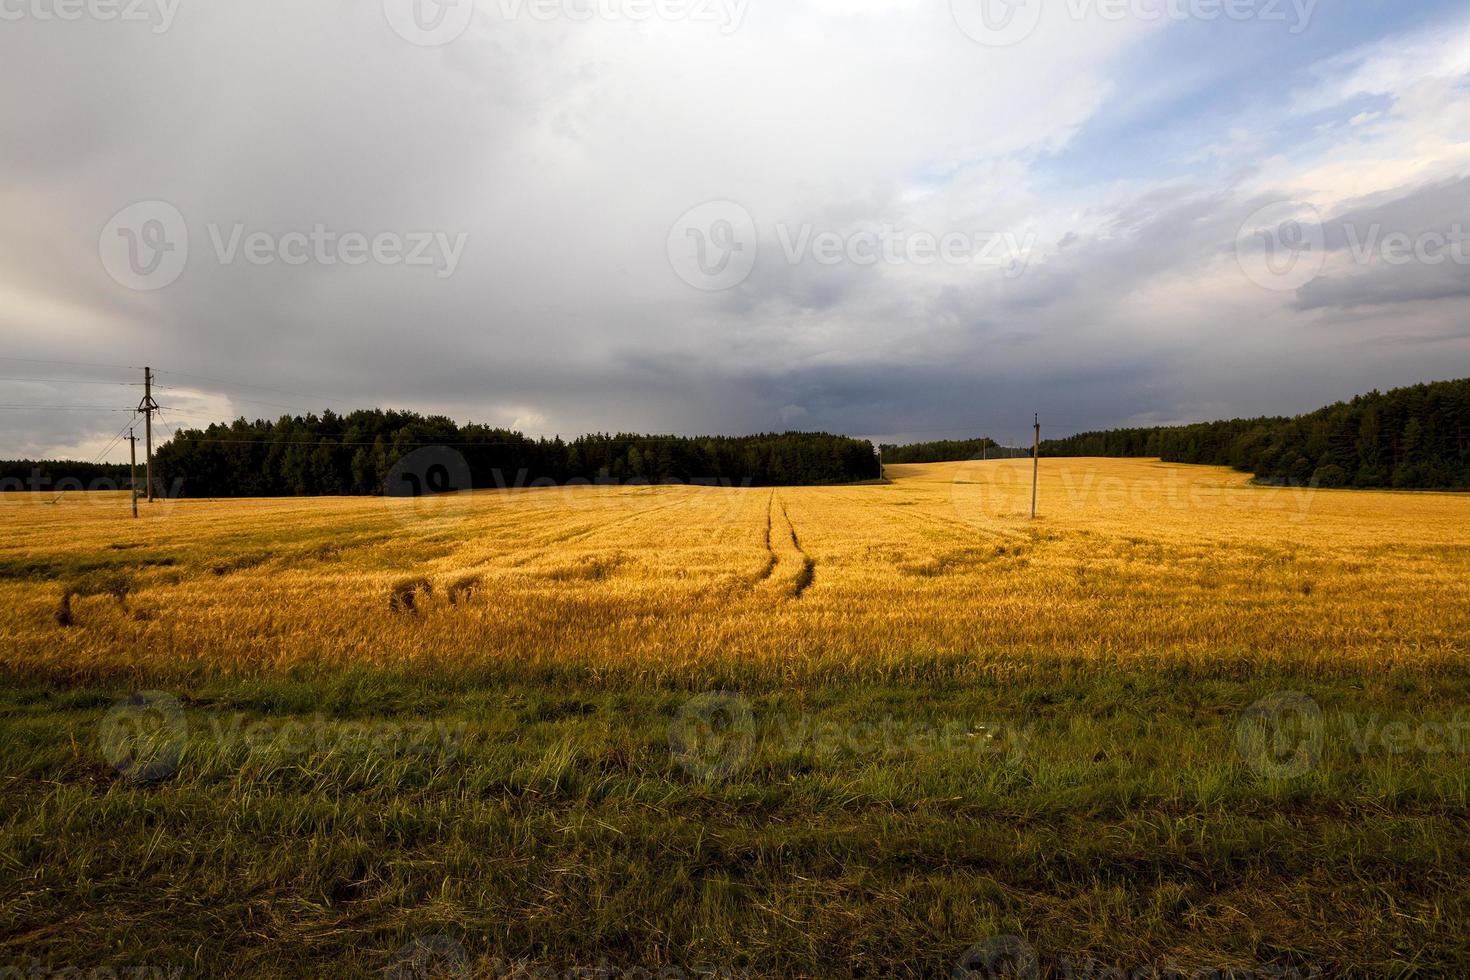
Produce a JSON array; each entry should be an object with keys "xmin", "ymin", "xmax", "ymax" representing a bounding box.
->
[{"xmin": 2, "ymin": 668, "xmax": 1469, "ymax": 977}]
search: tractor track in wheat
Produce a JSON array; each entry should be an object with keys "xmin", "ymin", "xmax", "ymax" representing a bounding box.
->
[{"xmin": 757, "ymin": 491, "xmax": 814, "ymax": 598}]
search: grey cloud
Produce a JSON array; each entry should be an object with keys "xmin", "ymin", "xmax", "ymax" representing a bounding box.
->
[
  {"xmin": 3, "ymin": 6, "xmax": 1470, "ymax": 462},
  {"xmin": 1295, "ymin": 268, "xmax": 1470, "ymax": 311},
  {"xmin": 1294, "ymin": 175, "xmax": 1470, "ymax": 311}
]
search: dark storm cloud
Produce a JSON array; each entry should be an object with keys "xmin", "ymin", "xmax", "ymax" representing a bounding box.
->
[{"xmin": 1294, "ymin": 175, "xmax": 1470, "ymax": 311}]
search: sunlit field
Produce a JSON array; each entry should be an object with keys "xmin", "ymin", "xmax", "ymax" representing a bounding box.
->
[
  {"xmin": 3, "ymin": 459, "xmax": 1470, "ymax": 976},
  {"xmin": 3, "ymin": 458, "xmax": 1468, "ymax": 683}
]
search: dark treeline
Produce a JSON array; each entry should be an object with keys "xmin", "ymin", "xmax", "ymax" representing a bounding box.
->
[
  {"xmin": 1039, "ymin": 419, "xmax": 1287, "ymax": 468},
  {"xmin": 141, "ymin": 410, "xmax": 880, "ymax": 497},
  {"xmin": 878, "ymin": 437, "xmax": 1030, "ymax": 464},
  {"xmin": 0, "ymin": 460, "xmax": 130, "ymax": 490},
  {"xmin": 887, "ymin": 378, "xmax": 1470, "ymax": 489}
]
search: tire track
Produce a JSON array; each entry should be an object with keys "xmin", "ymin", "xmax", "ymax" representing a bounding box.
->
[
  {"xmin": 760, "ymin": 492, "xmax": 815, "ymax": 599},
  {"xmin": 782, "ymin": 499, "xmax": 816, "ymax": 599},
  {"xmin": 756, "ymin": 490, "xmax": 778, "ymax": 582}
]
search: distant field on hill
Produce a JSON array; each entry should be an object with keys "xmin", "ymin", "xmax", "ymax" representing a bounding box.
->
[{"xmin": 3, "ymin": 459, "xmax": 1469, "ymax": 975}]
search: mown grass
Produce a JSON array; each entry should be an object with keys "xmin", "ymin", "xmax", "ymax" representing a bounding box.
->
[{"xmin": 3, "ymin": 667, "xmax": 1469, "ymax": 977}]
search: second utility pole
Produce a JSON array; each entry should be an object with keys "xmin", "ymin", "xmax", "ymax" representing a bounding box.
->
[
  {"xmin": 128, "ymin": 427, "xmax": 139, "ymax": 519},
  {"xmin": 1031, "ymin": 413, "xmax": 1040, "ymax": 520},
  {"xmin": 137, "ymin": 366, "xmax": 159, "ymax": 502}
]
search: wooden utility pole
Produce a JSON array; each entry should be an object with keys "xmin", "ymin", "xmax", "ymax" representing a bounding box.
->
[
  {"xmin": 1031, "ymin": 413, "xmax": 1040, "ymax": 520},
  {"xmin": 128, "ymin": 427, "xmax": 139, "ymax": 519},
  {"xmin": 137, "ymin": 366, "xmax": 159, "ymax": 501}
]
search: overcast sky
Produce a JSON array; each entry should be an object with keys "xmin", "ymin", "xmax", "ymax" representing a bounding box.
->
[{"xmin": 3, "ymin": 0, "xmax": 1470, "ymax": 460}]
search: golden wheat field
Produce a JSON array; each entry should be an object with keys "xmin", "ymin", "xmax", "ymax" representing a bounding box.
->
[{"xmin": 3, "ymin": 457, "xmax": 1469, "ymax": 682}]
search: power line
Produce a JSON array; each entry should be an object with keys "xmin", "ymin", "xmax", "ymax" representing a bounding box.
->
[
  {"xmin": 154, "ymin": 406, "xmax": 183, "ymax": 442},
  {"xmin": 0, "ymin": 376, "xmax": 142, "ymax": 386},
  {"xmin": 132, "ymin": 430, "xmax": 766, "ymax": 448},
  {"xmin": 155, "ymin": 367, "xmax": 355, "ymax": 406},
  {"xmin": 170, "ymin": 391, "xmax": 318, "ymax": 415},
  {"xmin": 0, "ymin": 356, "xmax": 144, "ymax": 371},
  {"xmin": 151, "ymin": 370, "xmax": 376, "ymax": 418},
  {"xmin": 80, "ymin": 411, "xmax": 143, "ymax": 468},
  {"xmin": 38, "ymin": 412, "xmax": 143, "ymax": 504},
  {"xmin": 13, "ymin": 360, "xmax": 942, "ymax": 460},
  {"xmin": 0, "ymin": 405, "xmax": 140, "ymax": 411},
  {"xmin": 145, "ymin": 436, "xmax": 604, "ymax": 448}
]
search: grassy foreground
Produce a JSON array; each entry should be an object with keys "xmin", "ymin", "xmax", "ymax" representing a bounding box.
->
[{"xmin": 3, "ymin": 667, "xmax": 1469, "ymax": 977}]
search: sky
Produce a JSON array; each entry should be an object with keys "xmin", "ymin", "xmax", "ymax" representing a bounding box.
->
[{"xmin": 2, "ymin": 0, "xmax": 1469, "ymax": 460}]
